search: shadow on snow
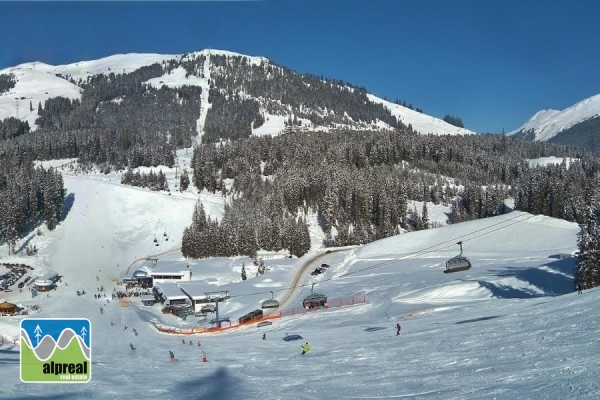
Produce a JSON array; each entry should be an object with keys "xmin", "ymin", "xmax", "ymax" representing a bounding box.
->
[
  {"xmin": 172, "ymin": 367, "xmax": 242, "ymax": 400},
  {"xmin": 61, "ymin": 192, "xmax": 76, "ymax": 221},
  {"xmin": 455, "ymin": 315, "xmax": 502, "ymax": 324},
  {"xmin": 477, "ymin": 257, "xmax": 576, "ymax": 299}
]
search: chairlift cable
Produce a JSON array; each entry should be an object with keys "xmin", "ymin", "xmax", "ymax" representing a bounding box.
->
[
  {"xmin": 226, "ymin": 212, "xmax": 535, "ymax": 299},
  {"xmin": 336, "ymin": 212, "xmax": 535, "ymax": 278}
]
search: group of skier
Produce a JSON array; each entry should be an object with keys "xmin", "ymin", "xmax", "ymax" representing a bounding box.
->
[{"xmin": 168, "ymin": 338, "xmax": 205, "ymax": 361}]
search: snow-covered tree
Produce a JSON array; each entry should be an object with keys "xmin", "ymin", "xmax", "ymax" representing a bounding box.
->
[{"xmin": 575, "ymin": 188, "xmax": 600, "ymax": 290}]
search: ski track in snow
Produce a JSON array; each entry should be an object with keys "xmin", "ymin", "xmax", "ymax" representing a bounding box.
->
[{"xmin": 196, "ymin": 52, "xmax": 212, "ymax": 144}]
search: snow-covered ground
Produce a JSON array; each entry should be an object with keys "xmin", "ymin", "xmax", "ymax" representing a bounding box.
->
[
  {"xmin": 145, "ymin": 67, "xmax": 205, "ymax": 89},
  {"xmin": 252, "ymin": 114, "xmax": 286, "ymax": 136},
  {"xmin": 367, "ymin": 94, "xmax": 476, "ymax": 136},
  {"xmin": 527, "ymin": 156, "xmax": 578, "ymax": 169},
  {"xmin": 1, "ymin": 166, "xmax": 598, "ymax": 399},
  {"xmin": 0, "ymin": 64, "xmax": 82, "ymax": 129}
]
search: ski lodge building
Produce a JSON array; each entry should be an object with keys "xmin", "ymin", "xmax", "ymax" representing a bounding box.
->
[
  {"xmin": 127, "ymin": 261, "xmax": 192, "ymax": 288},
  {"xmin": 33, "ymin": 271, "xmax": 59, "ymax": 292},
  {"xmin": 130, "ymin": 260, "xmax": 192, "ymax": 285},
  {"xmin": 178, "ymin": 282, "xmax": 230, "ymax": 314},
  {"xmin": 153, "ymin": 282, "xmax": 190, "ymax": 306},
  {"xmin": 152, "ymin": 281, "xmax": 230, "ymax": 312},
  {"xmin": 150, "ymin": 268, "xmax": 191, "ymax": 284}
]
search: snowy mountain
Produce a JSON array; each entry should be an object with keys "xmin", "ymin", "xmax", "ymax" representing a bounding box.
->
[
  {"xmin": 0, "ymin": 49, "xmax": 475, "ymax": 137},
  {"xmin": 0, "ymin": 62, "xmax": 82, "ymax": 130},
  {"xmin": 1, "ymin": 163, "xmax": 598, "ymax": 399},
  {"xmin": 368, "ymin": 94, "xmax": 474, "ymax": 136},
  {"xmin": 509, "ymin": 93, "xmax": 600, "ymax": 150}
]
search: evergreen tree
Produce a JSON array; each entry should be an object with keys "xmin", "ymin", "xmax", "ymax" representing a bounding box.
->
[
  {"xmin": 191, "ymin": 200, "xmax": 207, "ymax": 232},
  {"xmin": 421, "ymin": 199, "xmax": 429, "ymax": 230},
  {"xmin": 294, "ymin": 217, "xmax": 311, "ymax": 257},
  {"xmin": 575, "ymin": 190, "xmax": 600, "ymax": 289},
  {"xmin": 180, "ymin": 170, "xmax": 190, "ymax": 191},
  {"xmin": 241, "ymin": 262, "xmax": 247, "ymax": 281}
]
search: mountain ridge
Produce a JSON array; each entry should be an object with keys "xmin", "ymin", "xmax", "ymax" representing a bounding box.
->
[
  {"xmin": 0, "ymin": 48, "xmax": 475, "ymax": 137},
  {"xmin": 509, "ymin": 93, "xmax": 600, "ymax": 147}
]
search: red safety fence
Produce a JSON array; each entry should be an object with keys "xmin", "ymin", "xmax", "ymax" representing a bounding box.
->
[{"xmin": 152, "ymin": 295, "xmax": 367, "ymax": 335}]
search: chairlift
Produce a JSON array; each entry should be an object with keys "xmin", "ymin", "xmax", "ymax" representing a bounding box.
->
[
  {"xmin": 302, "ymin": 283, "xmax": 327, "ymax": 309},
  {"xmin": 444, "ymin": 241, "xmax": 472, "ymax": 273},
  {"xmin": 261, "ymin": 291, "xmax": 279, "ymax": 309}
]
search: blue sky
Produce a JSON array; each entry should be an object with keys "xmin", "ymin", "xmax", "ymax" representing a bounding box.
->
[{"xmin": 1, "ymin": 0, "xmax": 599, "ymax": 133}]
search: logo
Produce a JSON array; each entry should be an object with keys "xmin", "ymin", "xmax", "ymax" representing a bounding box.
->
[{"xmin": 20, "ymin": 318, "xmax": 91, "ymax": 383}]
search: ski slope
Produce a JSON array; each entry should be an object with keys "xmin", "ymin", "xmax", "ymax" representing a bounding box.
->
[
  {"xmin": 367, "ymin": 94, "xmax": 476, "ymax": 136},
  {"xmin": 1, "ymin": 167, "xmax": 598, "ymax": 399}
]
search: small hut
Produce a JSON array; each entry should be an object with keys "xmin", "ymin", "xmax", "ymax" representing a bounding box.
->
[
  {"xmin": 34, "ymin": 280, "xmax": 54, "ymax": 292},
  {"xmin": 0, "ymin": 301, "xmax": 17, "ymax": 315}
]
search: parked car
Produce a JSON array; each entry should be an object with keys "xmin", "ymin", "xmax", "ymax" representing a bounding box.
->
[{"xmin": 311, "ymin": 266, "xmax": 326, "ymax": 275}]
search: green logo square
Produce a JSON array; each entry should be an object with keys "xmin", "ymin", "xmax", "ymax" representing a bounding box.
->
[{"xmin": 20, "ymin": 318, "xmax": 91, "ymax": 383}]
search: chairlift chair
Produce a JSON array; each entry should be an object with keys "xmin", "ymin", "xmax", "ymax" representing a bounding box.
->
[
  {"xmin": 261, "ymin": 291, "xmax": 279, "ymax": 309},
  {"xmin": 444, "ymin": 241, "xmax": 472, "ymax": 273},
  {"xmin": 302, "ymin": 293, "xmax": 327, "ymax": 309},
  {"xmin": 302, "ymin": 283, "xmax": 327, "ymax": 309}
]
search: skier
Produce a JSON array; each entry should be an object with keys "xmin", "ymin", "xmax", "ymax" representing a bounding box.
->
[
  {"xmin": 262, "ymin": 333, "xmax": 266, "ymax": 340},
  {"xmin": 129, "ymin": 343, "xmax": 135, "ymax": 350},
  {"xmin": 577, "ymin": 284, "xmax": 583, "ymax": 294},
  {"xmin": 189, "ymin": 340, "xmax": 193, "ymax": 345},
  {"xmin": 202, "ymin": 352, "xmax": 208, "ymax": 363},
  {"xmin": 197, "ymin": 340, "xmax": 201, "ymax": 348},
  {"xmin": 181, "ymin": 339, "xmax": 186, "ymax": 344},
  {"xmin": 169, "ymin": 351, "xmax": 175, "ymax": 361},
  {"xmin": 132, "ymin": 328, "xmax": 138, "ymax": 336},
  {"xmin": 301, "ymin": 342, "xmax": 310, "ymax": 355},
  {"xmin": 396, "ymin": 323, "xmax": 401, "ymax": 336}
]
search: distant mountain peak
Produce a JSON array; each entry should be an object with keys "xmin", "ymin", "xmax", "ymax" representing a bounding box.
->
[{"xmin": 510, "ymin": 93, "xmax": 600, "ymax": 142}]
